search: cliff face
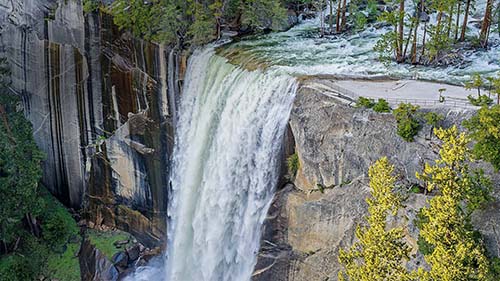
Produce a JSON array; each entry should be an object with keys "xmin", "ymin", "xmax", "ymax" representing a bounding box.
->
[
  {"xmin": 0, "ymin": 0, "xmax": 184, "ymax": 246},
  {"xmin": 253, "ymin": 79, "xmax": 500, "ymax": 281}
]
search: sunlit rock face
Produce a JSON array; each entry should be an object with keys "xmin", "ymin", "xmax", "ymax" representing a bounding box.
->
[
  {"xmin": 0, "ymin": 0, "xmax": 184, "ymax": 246},
  {"xmin": 253, "ymin": 80, "xmax": 500, "ymax": 281}
]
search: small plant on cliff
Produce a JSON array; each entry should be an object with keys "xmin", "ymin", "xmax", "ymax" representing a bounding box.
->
[
  {"xmin": 83, "ymin": 0, "xmax": 100, "ymax": 13},
  {"xmin": 338, "ymin": 157, "xmax": 412, "ymax": 281},
  {"xmin": 393, "ymin": 103, "xmax": 421, "ymax": 142},
  {"xmin": 424, "ymin": 112, "xmax": 444, "ymax": 139},
  {"xmin": 287, "ymin": 153, "xmax": 300, "ymax": 178},
  {"xmin": 356, "ymin": 96, "xmax": 375, "ymax": 108},
  {"xmin": 468, "ymin": 94, "xmax": 494, "ymax": 107},
  {"xmin": 372, "ymin": 98, "xmax": 391, "ymax": 113},
  {"xmin": 416, "ymin": 126, "xmax": 492, "ymax": 280}
]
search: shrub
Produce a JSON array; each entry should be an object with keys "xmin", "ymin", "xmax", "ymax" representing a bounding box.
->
[
  {"xmin": 393, "ymin": 103, "xmax": 421, "ymax": 142},
  {"xmin": 356, "ymin": 97, "xmax": 375, "ymax": 108},
  {"xmin": 464, "ymin": 105, "xmax": 500, "ymax": 171},
  {"xmin": 468, "ymin": 94, "xmax": 493, "ymax": 106},
  {"xmin": 417, "ymin": 235, "xmax": 434, "ymax": 255},
  {"xmin": 287, "ymin": 153, "xmax": 300, "ymax": 177},
  {"xmin": 373, "ymin": 98, "xmax": 391, "ymax": 113}
]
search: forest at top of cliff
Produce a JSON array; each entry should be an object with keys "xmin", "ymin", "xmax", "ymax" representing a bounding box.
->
[{"xmin": 84, "ymin": 0, "xmax": 500, "ymax": 83}]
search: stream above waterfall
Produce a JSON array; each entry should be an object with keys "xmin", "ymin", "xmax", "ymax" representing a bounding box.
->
[{"xmin": 218, "ymin": 2, "xmax": 500, "ymax": 85}]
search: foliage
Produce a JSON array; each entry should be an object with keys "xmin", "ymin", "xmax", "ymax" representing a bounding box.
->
[
  {"xmin": 338, "ymin": 157, "xmax": 412, "ymax": 281},
  {"xmin": 40, "ymin": 188, "xmax": 79, "ymax": 250},
  {"xmin": 241, "ymin": 0, "xmax": 288, "ymax": 31},
  {"xmin": 416, "ymin": 126, "xmax": 492, "ymax": 280},
  {"xmin": 424, "ymin": 112, "xmax": 444, "ymax": 138},
  {"xmin": 466, "ymin": 73, "xmax": 485, "ymax": 97},
  {"xmin": 356, "ymin": 96, "xmax": 375, "ymax": 108},
  {"xmin": 83, "ymin": 0, "xmax": 100, "ymax": 13},
  {"xmin": 287, "ymin": 153, "xmax": 300, "ymax": 177},
  {"xmin": 372, "ymin": 98, "xmax": 391, "ymax": 113},
  {"xmin": 393, "ymin": 103, "xmax": 421, "ymax": 142},
  {"xmin": 468, "ymin": 94, "xmax": 494, "ymax": 107},
  {"xmin": 463, "ymin": 105, "xmax": 500, "ymax": 171},
  {"xmin": 424, "ymin": 112, "xmax": 444, "ymax": 127},
  {"xmin": 45, "ymin": 242, "xmax": 81, "ymax": 281},
  {"xmin": 109, "ymin": 0, "xmax": 288, "ymax": 45},
  {"xmin": 87, "ymin": 229, "xmax": 133, "ymax": 259},
  {"xmin": 0, "ymin": 60, "xmax": 44, "ymax": 245},
  {"xmin": 417, "ymin": 234, "xmax": 434, "ymax": 255},
  {"xmin": 0, "ymin": 188, "xmax": 81, "ymax": 281}
]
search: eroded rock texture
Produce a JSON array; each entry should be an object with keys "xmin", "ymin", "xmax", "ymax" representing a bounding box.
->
[
  {"xmin": 0, "ymin": 0, "xmax": 185, "ymax": 246},
  {"xmin": 253, "ymin": 80, "xmax": 500, "ymax": 281}
]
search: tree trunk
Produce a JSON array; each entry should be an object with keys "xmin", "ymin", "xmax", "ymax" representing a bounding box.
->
[
  {"xmin": 454, "ymin": 2, "xmax": 461, "ymax": 41},
  {"xmin": 336, "ymin": 0, "xmax": 342, "ymax": 33},
  {"xmin": 403, "ymin": 20, "xmax": 415, "ymax": 60},
  {"xmin": 460, "ymin": 0, "xmax": 472, "ymax": 41},
  {"xmin": 447, "ymin": 4, "xmax": 454, "ymax": 38},
  {"xmin": 480, "ymin": 0, "xmax": 494, "ymax": 47},
  {"xmin": 329, "ymin": 0, "xmax": 334, "ymax": 33},
  {"xmin": 341, "ymin": 0, "xmax": 347, "ymax": 32},
  {"xmin": 397, "ymin": 0, "xmax": 405, "ymax": 62},
  {"xmin": 411, "ymin": 18, "xmax": 419, "ymax": 64},
  {"xmin": 421, "ymin": 22, "xmax": 427, "ymax": 60}
]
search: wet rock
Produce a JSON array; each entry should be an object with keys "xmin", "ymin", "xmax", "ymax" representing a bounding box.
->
[
  {"xmin": 112, "ymin": 251, "xmax": 129, "ymax": 268},
  {"xmin": 79, "ymin": 238, "xmax": 119, "ymax": 281},
  {"xmin": 113, "ymin": 240, "xmax": 130, "ymax": 247},
  {"xmin": 126, "ymin": 244, "xmax": 142, "ymax": 262}
]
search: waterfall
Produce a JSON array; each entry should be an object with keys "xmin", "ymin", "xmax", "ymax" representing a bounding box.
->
[{"xmin": 127, "ymin": 48, "xmax": 297, "ymax": 281}]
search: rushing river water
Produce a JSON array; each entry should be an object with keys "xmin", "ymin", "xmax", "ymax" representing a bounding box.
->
[
  {"xmin": 126, "ymin": 48, "xmax": 297, "ymax": 281},
  {"xmin": 219, "ymin": 0, "xmax": 499, "ymax": 85}
]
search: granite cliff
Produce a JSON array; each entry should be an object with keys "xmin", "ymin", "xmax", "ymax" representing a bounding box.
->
[
  {"xmin": 253, "ymin": 79, "xmax": 500, "ymax": 281},
  {"xmin": 0, "ymin": 0, "xmax": 185, "ymax": 247}
]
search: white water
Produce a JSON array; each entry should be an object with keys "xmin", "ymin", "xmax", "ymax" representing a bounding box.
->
[
  {"xmin": 221, "ymin": 0, "xmax": 499, "ymax": 84},
  {"xmin": 126, "ymin": 48, "xmax": 297, "ymax": 281}
]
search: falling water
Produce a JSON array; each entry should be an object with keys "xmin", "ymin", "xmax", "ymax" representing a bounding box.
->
[{"xmin": 126, "ymin": 47, "xmax": 297, "ymax": 281}]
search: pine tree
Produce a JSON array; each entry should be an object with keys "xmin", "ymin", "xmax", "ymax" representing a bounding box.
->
[
  {"xmin": 338, "ymin": 157, "xmax": 412, "ymax": 281},
  {"xmin": 464, "ymin": 105, "xmax": 500, "ymax": 171},
  {"xmin": 416, "ymin": 126, "xmax": 491, "ymax": 281}
]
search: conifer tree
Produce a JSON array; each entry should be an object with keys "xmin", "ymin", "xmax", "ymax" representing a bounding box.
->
[
  {"xmin": 338, "ymin": 157, "xmax": 412, "ymax": 281},
  {"xmin": 416, "ymin": 126, "xmax": 491, "ymax": 281},
  {"xmin": 464, "ymin": 105, "xmax": 500, "ymax": 171}
]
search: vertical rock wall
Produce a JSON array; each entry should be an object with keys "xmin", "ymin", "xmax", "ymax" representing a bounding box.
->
[{"xmin": 0, "ymin": 0, "xmax": 185, "ymax": 246}]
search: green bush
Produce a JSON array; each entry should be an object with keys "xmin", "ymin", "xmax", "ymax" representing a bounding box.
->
[
  {"xmin": 356, "ymin": 96, "xmax": 375, "ymax": 108},
  {"xmin": 464, "ymin": 105, "xmax": 500, "ymax": 171},
  {"xmin": 373, "ymin": 99, "xmax": 391, "ymax": 113},
  {"xmin": 417, "ymin": 235, "xmax": 434, "ymax": 255},
  {"xmin": 287, "ymin": 153, "xmax": 300, "ymax": 178},
  {"xmin": 468, "ymin": 95, "xmax": 493, "ymax": 106},
  {"xmin": 393, "ymin": 103, "xmax": 421, "ymax": 142},
  {"xmin": 83, "ymin": 0, "xmax": 100, "ymax": 13},
  {"xmin": 489, "ymin": 257, "xmax": 500, "ymax": 280},
  {"xmin": 40, "ymin": 188, "xmax": 79, "ymax": 250}
]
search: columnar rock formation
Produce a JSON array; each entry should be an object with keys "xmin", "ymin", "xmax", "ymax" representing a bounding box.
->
[{"xmin": 0, "ymin": 0, "xmax": 185, "ymax": 246}]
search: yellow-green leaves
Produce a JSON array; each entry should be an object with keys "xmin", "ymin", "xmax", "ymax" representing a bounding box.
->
[
  {"xmin": 416, "ymin": 126, "xmax": 491, "ymax": 281},
  {"xmin": 339, "ymin": 157, "xmax": 412, "ymax": 281}
]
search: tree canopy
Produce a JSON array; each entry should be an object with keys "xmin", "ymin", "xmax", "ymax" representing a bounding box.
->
[
  {"xmin": 464, "ymin": 105, "xmax": 500, "ymax": 171},
  {"xmin": 338, "ymin": 157, "xmax": 412, "ymax": 281}
]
